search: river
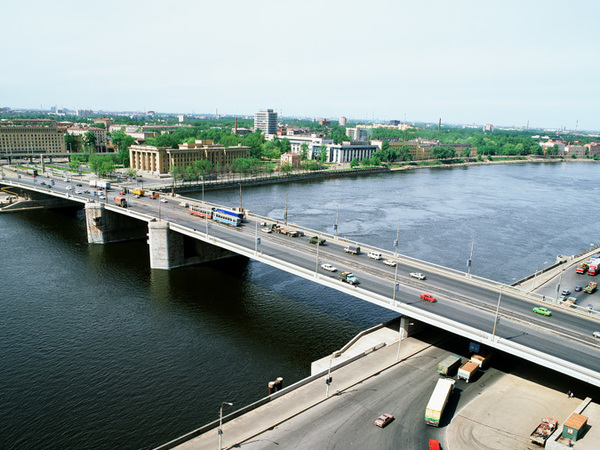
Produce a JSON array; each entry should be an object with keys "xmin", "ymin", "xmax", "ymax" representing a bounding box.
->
[{"xmin": 0, "ymin": 162, "xmax": 598, "ymax": 449}]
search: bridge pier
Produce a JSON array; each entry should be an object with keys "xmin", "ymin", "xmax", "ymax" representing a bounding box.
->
[
  {"xmin": 147, "ymin": 221, "xmax": 235, "ymax": 270},
  {"xmin": 85, "ymin": 202, "xmax": 147, "ymax": 244},
  {"xmin": 399, "ymin": 316, "xmax": 426, "ymax": 339}
]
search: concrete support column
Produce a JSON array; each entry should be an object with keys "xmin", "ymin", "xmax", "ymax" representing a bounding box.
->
[
  {"xmin": 85, "ymin": 202, "xmax": 107, "ymax": 244},
  {"xmin": 85, "ymin": 201, "xmax": 148, "ymax": 244},
  {"xmin": 148, "ymin": 221, "xmax": 185, "ymax": 270},
  {"xmin": 399, "ymin": 316, "xmax": 425, "ymax": 339}
]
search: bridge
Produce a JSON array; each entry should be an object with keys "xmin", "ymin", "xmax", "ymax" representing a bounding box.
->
[{"xmin": 2, "ymin": 168, "xmax": 600, "ymax": 388}]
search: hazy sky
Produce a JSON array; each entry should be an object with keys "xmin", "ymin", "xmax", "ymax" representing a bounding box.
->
[{"xmin": 3, "ymin": 0, "xmax": 599, "ymax": 130}]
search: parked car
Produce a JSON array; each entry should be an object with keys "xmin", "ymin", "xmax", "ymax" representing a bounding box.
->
[
  {"xmin": 533, "ymin": 306, "xmax": 552, "ymax": 316},
  {"xmin": 374, "ymin": 413, "xmax": 394, "ymax": 428},
  {"xmin": 383, "ymin": 259, "xmax": 396, "ymax": 267},
  {"xmin": 410, "ymin": 272, "xmax": 426, "ymax": 280},
  {"xmin": 420, "ymin": 293, "xmax": 436, "ymax": 302},
  {"xmin": 320, "ymin": 263, "xmax": 337, "ymax": 272}
]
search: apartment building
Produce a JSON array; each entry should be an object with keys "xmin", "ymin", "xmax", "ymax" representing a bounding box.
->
[
  {"xmin": 0, "ymin": 120, "xmax": 66, "ymax": 155},
  {"xmin": 254, "ymin": 109, "xmax": 278, "ymax": 135}
]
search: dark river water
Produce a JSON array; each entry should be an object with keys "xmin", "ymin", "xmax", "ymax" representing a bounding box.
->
[{"xmin": 1, "ymin": 162, "xmax": 598, "ymax": 449}]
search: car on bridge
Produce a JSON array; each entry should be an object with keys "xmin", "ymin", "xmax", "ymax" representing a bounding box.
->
[
  {"xmin": 374, "ymin": 413, "xmax": 394, "ymax": 428},
  {"xmin": 533, "ymin": 306, "xmax": 552, "ymax": 316},
  {"xmin": 308, "ymin": 236, "xmax": 326, "ymax": 245},
  {"xmin": 410, "ymin": 272, "xmax": 426, "ymax": 280},
  {"xmin": 420, "ymin": 293, "xmax": 436, "ymax": 302},
  {"xmin": 320, "ymin": 263, "xmax": 337, "ymax": 272},
  {"xmin": 383, "ymin": 259, "xmax": 396, "ymax": 267}
]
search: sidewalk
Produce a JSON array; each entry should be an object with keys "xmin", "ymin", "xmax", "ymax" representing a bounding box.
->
[{"xmin": 163, "ymin": 330, "xmax": 439, "ymax": 450}]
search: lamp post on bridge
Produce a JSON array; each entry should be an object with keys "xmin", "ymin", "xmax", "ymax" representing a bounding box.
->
[{"xmin": 218, "ymin": 401, "xmax": 233, "ymax": 450}]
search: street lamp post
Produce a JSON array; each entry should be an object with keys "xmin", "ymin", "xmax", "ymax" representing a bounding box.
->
[
  {"xmin": 218, "ymin": 401, "xmax": 233, "ymax": 450},
  {"xmin": 394, "ymin": 221, "xmax": 400, "ymax": 257},
  {"xmin": 491, "ymin": 291, "xmax": 502, "ymax": 340},
  {"xmin": 392, "ymin": 264, "xmax": 399, "ymax": 304},
  {"xmin": 467, "ymin": 235, "xmax": 475, "ymax": 278}
]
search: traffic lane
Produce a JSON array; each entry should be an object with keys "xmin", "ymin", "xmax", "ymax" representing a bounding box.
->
[
  {"xmin": 355, "ymin": 268, "xmax": 600, "ymax": 370},
  {"xmin": 494, "ymin": 317, "xmax": 600, "ymax": 372},
  {"xmin": 239, "ymin": 342, "xmax": 466, "ymax": 450}
]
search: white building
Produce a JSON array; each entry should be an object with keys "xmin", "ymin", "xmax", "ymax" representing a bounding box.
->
[
  {"xmin": 345, "ymin": 127, "xmax": 369, "ymax": 141},
  {"xmin": 339, "ymin": 116, "xmax": 347, "ymax": 126},
  {"xmin": 326, "ymin": 143, "xmax": 379, "ymax": 164},
  {"xmin": 254, "ymin": 109, "xmax": 278, "ymax": 135}
]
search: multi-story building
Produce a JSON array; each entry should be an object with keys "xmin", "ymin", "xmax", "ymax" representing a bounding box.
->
[
  {"xmin": 339, "ymin": 116, "xmax": 347, "ymax": 126},
  {"xmin": 94, "ymin": 117, "xmax": 114, "ymax": 129},
  {"xmin": 66, "ymin": 126, "xmax": 108, "ymax": 152},
  {"xmin": 280, "ymin": 152, "xmax": 300, "ymax": 168},
  {"xmin": 254, "ymin": 109, "xmax": 278, "ymax": 135},
  {"xmin": 129, "ymin": 140, "xmax": 249, "ymax": 174},
  {"xmin": 565, "ymin": 145, "xmax": 586, "ymax": 158},
  {"xmin": 345, "ymin": 127, "xmax": 369, "ymax": 141},
  {"xmin": 586, "ymin": 142, "xmax": 600, "ymax": 157},
  {"xmin": 0, "ymin": 120, "xmax": 66, "ymax": 155},
  {"xmin": 326, "ymin": 142, "xmax": 379, "ymax": 164}
]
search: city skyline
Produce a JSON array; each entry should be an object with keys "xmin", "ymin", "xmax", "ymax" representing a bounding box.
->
[{"xmin": 3, "ymin": 0, "xmax": 599, "ymax": 131}]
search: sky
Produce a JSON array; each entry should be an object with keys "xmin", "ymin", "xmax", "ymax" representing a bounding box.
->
[{"xmin": 3, "ymin": 0, "xmax": 600, "ymax": 130}]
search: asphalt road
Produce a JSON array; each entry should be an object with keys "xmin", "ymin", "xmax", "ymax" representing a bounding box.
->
[
  {"xmin": 4, "ymin": 172, "xmax": 600, "ymax": 376},
  {"xmin": 236, "ymin": 337, "xmax": 490, "ymax": 450}
]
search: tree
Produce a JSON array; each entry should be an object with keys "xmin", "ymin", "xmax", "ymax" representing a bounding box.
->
[
  {"xmin": 65, "ymin": 133, "xmax": 80, "ymax": 153},
  {"xmin": 280, "ymin": 162, "xmax": 293, "ymax": 173},
  {"xmin": 193, "ymin": 159, "xmax": 213, "ymax": 178},
  {"xmin": 83, "ymin": 131, "xmax": 97, "ymax": 152},
  {"xmin": 300, "ymin": 143, "xmax": 309, "ymax": 160},
  {"xmin": 280, "ymin": 138, "xmax": 291, "ymax": 154},
  {"xmin": 169, "ymin": 166, "xmax": 183, "ymax": 184},
  {"xmin": 350, "ymin": 158, "xmax": 360, "ymax": 168},
  {"xmin": 111, "ymin": 131, "xmax": 135, "ymax": 167},
  {"xmin": 242, "ymin": 131, "xmax": 264, "ymax": 158},
  {"xmin": 319, "ymin": 145, "xmax": 327, "ymax": 163}
]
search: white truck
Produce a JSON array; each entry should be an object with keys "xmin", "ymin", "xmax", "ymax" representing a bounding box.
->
[{"xmin": 425, "ymin": 378, "xmax": 455, "ymax": 427}]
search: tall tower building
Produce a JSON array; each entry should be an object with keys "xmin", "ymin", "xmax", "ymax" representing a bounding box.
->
[
  {"xmin": 254, "ymin": 109, "xmax": 278, "ymax": 135},
  {"xmin": 339, "ymin": 116, "xmax": 347, "ymax": 126}
]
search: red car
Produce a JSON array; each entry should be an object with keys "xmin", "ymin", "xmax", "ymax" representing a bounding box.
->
[
  {"xmin": 429, "ymin": 439, "xmax": 441, "ymax": 450},
  {"xmin": 119, "ymin": 191, "xmax": 126, "ymax": 195},
  {"xmin": 420, "ymin": 293, "xmax": 436, "ymax": 302},
  {"xmin": 374, "ymin": 413, "xmax": 394, "ymax": 428}
]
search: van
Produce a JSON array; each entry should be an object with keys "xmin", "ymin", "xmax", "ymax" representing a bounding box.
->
[
  {"xmin": 368, "ymin": 252, "xmax": 382, "ymax": 260},
  {"xmin": 344, "ymin": 245, "xmax": 360, "ymax": 255}
]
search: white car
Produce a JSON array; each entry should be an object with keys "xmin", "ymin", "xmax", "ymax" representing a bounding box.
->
[
  {"xmin": 160, "ymin": 198, "xmax": 168, "ymax": 203},
  {"xmin": 383, "ymin": 259, "xmax": 396, "ymax": 267},
  {"xmin": 261, "ymin": 227, "xmax": 272, "ymax": 233},
  {"xmin": 593, "ymin": 331, "xmax": 600, "ymax": 338},
  {"xmin": 321, "ymin": 263, "xmax": 337, "ymax": 272},
  {"xmin": 410, "ymin": 272, "xmax": 426, "ymax": 280}
]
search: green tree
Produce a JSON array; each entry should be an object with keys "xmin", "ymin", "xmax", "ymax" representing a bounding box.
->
[
  {"xmin": 83, "ymin": 131, "xmax": 97, "ymax": 152},
  {"xmin": 300, "ymin": 143, "xmax": 309, "ymax": 160},
  {"xmin": 350, "ymin": 158, "xmax": 360, "ymax": 168},
  {"xmin": 280, "ymin": 162, "xmax": 293, "ymax": 173},
  {"xmin": 193, "ymin": 159, "xmax": 213, "ymax": 178},
  {"xmin": 65, "ymin": 133, "xmax": 80, "ymax": 153},
  {"xmin": 280, "ymin": 138, "xmax": 291, "ymax": 154},
  {"xmin": 111, "ymin": 131, "xmax": 135, "ymax": 166},
  {"xmin": 319, "ymin": 145, "xmax": 327, "ymax": 163},
  {"xmin": 242, "ymin": 131, "xmax": 264, "ymax": 158},
  {"xmin": 169, "ymin": 166, "xmax": 183, "ymax": 183}
]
